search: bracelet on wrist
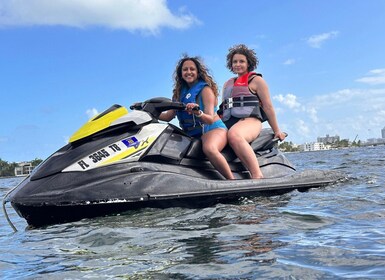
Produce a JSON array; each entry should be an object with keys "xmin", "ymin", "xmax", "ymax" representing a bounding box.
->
[{"xmin": 196, "ymin": 110, "xmax": 203, "ymax": 118}]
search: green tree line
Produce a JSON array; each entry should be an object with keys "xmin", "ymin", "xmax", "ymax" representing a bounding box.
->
[
  {"xmin": 278, "ymin": 141, "xmax": 300, "ymax": 152},
  {"xmin": 0, "ymin": 158, "xmax": 43, "ymax": 177},
  {"xmin": 278, "ymin": 139, "xmax": 361, "ymax": 152}
]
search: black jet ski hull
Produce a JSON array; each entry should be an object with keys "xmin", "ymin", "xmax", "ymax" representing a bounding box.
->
[
  {"xmin": 9, "ymin": 162, "xmax": 345, "ymax": 227},
  {"xmin": 3, "ymin": 99, "xmax": 347, "ymax": 228}
]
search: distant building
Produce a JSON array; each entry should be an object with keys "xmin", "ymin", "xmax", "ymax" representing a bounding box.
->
[
  {"xmin": 365, "ymin": 138, "xmax": 385, "ymax": 145},
  {"xmin": 317, "ymin": 134, "xmax": 340, "ymax": 144},
  {"xmin": 299, "ymin": 142, "xmax": 330, "ymax": 152},
  {"xmin": 362, "ymin": 127, "xmax": 385, "ymax": 146},
  {"xmin": 14, "ymin": 162, "xmax": 34, "ymax": 177}
]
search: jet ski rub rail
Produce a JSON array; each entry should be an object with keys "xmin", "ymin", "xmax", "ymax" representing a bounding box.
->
[{"xmin": 123, "ymin": 170, "xmax": 347, "ymax": 202}]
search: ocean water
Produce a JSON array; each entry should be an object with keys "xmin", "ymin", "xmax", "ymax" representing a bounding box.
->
[{"xmin": 1, "ymin": 146, "xmax": 384, "ymax": 279}]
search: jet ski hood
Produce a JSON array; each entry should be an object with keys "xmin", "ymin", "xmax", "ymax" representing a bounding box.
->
[{"xmin": 69, "ymin": 105, "xmax": 153, "ymax": 143}]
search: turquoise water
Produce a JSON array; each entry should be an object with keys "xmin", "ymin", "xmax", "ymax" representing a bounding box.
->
[{"xmin": 1, "ymin": 146, "xmax": 384, "ymax": 279}]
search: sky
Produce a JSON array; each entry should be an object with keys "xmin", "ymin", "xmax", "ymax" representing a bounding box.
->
[{"xmin": 1, "ymin": 0, "xmax": 385, "ymax": 162}]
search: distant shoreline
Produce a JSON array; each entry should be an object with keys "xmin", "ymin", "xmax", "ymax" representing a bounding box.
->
[{"xmin": 0, "ymin": 175, "xmax": 27, "ymax": 179}]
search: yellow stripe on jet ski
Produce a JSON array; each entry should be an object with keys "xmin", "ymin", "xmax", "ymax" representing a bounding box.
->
[
  {"xmin": 69, "ymin": 106, "xmax": 128, "ymax": 143},
  {"xmin": 98, "ymin": 136, "xmax": 156, "ymax": 166}
]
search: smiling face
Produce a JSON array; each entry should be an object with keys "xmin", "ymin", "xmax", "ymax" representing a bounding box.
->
[
  {"xmin": 231, "ymin": 54, "xmax": 249, "ymax": 76},
  {"xmin": 181, "ymin": 60, "xmax": 198, "ymax": 87}
]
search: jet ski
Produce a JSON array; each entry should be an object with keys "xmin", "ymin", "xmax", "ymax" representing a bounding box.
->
[{"xmin": 3, "ymin": 97, "xmax": 345, "ymax": 228}]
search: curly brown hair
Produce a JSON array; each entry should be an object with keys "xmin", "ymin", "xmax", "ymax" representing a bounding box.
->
[
  {"xmin": 226, "ymin": 44, "xmax": 259, "ymax": 74},
  {"xmin": 172, "ymin": 55, "xmax": 219, "ymax": 101}
]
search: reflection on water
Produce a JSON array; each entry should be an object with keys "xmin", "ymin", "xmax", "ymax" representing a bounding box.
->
[{"xmin": 1, "ymin": 146, "xmax": 385, "ymax": 279}]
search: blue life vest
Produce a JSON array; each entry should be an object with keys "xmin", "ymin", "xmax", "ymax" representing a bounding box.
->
[{"xmin": 176, "ymin": 79, "xmax": 207, "ymax": 137}]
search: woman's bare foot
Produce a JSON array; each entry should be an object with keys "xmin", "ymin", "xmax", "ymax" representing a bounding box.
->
[{"xmin": 251, "ymin": 172, "xmax": 264, "ymax": 179}]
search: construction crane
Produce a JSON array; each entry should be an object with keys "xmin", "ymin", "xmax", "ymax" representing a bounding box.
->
[{"xmin": 352, "ymin": 134, "xmax": 359, "ymax": 146}]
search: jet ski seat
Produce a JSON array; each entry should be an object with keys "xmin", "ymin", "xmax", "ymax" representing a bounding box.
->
[
  {"xmin": 184, "ymin": 138, "xmax": 237, "ymax": 162},
  {"xmin": 185, "ymin": 128, "xmax": 277, "ymax": 162}
]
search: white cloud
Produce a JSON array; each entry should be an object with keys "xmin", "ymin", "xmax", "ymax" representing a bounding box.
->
[
  {"xmin": 314, "ymin": 88, "xmax": 356, "ymax": 105},
  {"xmin": 273, "ymin": 70, "xmax": 385, "ymax": 144},
  {"xmin": 274, "ymin": 93, "xmax": 319, "ymax": 121},
  {"xmin": 314, "ymin": 88, "xmax": 385, "ymax": 107},
  {"xmin": 0, "ymin": 0, "xmax": 199, "ymax": 33},
  {"xmin": 306, "ymin": 31, "xmax": 339, "ymax": 48},
  {"xmin": 356, "ymin": 68, "xmax": 385, "ymax": 85},
  {"xmin": 273, "ymin": 80, "xmax": 385, "ymax": 142},
  {"xmin": 86, "ymin": 108, "xmax": 99, "ymax": 118},
  {"xmin": 306, "ymin": 107, "xmax": 318, "ymax": 123},
  {"xmin": 283, "ymin": 58, "xmax": 295, "ymax": 65},
  {"xmin": 372, "ymin": 110, "xmax": 385, "ymax": 126},
  {"xmin": 296, "ymin": 119, "xmax": 310, "ymax": 137},
  {"xmin": 371, "ymin": 69, "xmax": 385, "ymax": 74},
  {"xmin": 274, "ymin": 93, "xmax": 301, "ymax": 110},
  {"xmin": 289, "ymin": 86, "xmax": 385, "ymax": 143}
]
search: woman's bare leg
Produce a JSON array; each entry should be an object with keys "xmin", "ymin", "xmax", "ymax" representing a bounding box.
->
[
  {"xmin": 227, "ymin": 118, "xmax": 263, "ymax": 179},
  {"xmin": 202, "ymin": 129, "xmax": 235, "ymax": 179}
]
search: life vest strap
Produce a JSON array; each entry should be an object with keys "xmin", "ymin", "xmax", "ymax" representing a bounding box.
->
[
  {"xmin": 180, "ymin": 119, "xmax": 200, "ymax": 124},
  {"xmin": 223, "ymin": 95, "xmax": 260, "ymax": 109}
]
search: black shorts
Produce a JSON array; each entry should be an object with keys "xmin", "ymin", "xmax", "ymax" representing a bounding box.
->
[
  {"xmin": 223, "ymin": 116, "xmax": 243, "ymax": 129},
  {"xmin": 224, "ymin": 116, "xmax": 263, "ymax": 129}
]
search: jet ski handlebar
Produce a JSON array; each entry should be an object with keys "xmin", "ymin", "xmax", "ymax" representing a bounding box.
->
[
  {"xmin": 272, "ymin": 132, "xmax": 288, "ymax": 143},
  {"xmin": 130, "ymin": 97, "xmax": 199, "ymax": 119}
]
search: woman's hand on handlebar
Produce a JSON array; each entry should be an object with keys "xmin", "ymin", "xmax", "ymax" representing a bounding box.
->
[
  {"xmin": 185, "ymin": 103, "xmax": 200, "ymax": 115},
  {"xmin": 274, "ymin": 131, "xmax": 287, "ymax": 141}
]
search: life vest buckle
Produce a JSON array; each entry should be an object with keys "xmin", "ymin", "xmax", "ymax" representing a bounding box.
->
[{"xmin": 225, "ymin": 97, "xmax": 233, "ymax": 109}]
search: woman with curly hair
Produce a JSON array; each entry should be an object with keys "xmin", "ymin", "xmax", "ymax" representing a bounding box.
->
[
  {"xmin": 221, "ymin": 44, "xmax": 286, "ymax": 179},
  {"xmin": 160, "ymin": 55, "xmax": 234, "ymax": 179}
]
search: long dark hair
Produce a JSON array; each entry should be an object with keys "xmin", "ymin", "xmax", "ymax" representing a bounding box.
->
[{"xmin": 172, "ymin": 55, "xmax": 219, "ymax": 101}]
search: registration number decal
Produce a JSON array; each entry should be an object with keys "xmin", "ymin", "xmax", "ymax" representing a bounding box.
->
[
  {"xmin": 75, "ymin": 136, "xmax": 148, "ymax": 170},
  {"xmin": 63, "ymin": 123, "xmax": 167, "ymax": 172}
]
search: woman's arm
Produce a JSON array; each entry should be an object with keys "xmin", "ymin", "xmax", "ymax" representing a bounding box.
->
[
  {"xmin": 159, "ymin": 110, "xmax": 176, "ymax": 122},
  {"xmin": 250, "ymin": 76, "xmax": 286, "ymax": 140},
  {"xmin": 186, "ymin": 87, "xmax": 218, "ymax": 125}
]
